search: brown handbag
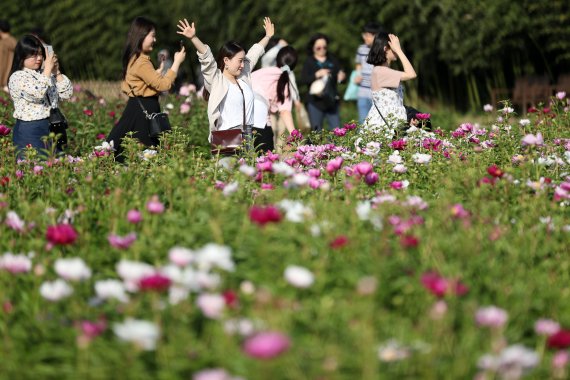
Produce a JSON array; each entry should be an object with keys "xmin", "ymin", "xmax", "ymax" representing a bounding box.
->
[{"xmin": 210, "ymin": 80, "xmax": 253, "ymax": 155}]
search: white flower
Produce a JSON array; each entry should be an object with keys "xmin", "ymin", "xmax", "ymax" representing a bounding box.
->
[
  {"xmin": 356, "ymin": 201, "xmax": 372, "ymax": 221},
  {"xmin": 116, "ymin": 260, "xmax": 155, "ymax": 291},
  {"xmin": 478, "ymin": 345, "xmax": 539, "ymax": 378},
  {"xmin": 54, "ymin": 258, "xmax": 91, "ymax": 281},
  {"xmin": 218, "ymin": 157, "xmax": 236, "ymax": 171},
  {"xmin": 502, "ymin": 106, "xmax": 514, "ymax": 114},
  {"xmin": 95, "ymin": 279, "xmax": 129, "ymax": 303},
  {"xmin": 412, "ymin": 153, "xmax": 432, "ymax": 164},
  {"xmin": 364, "ymin": 142, "xmax": 381, "ymax": 157},
  {"xmin": 278, "ymin": 199, "xmax": 313, "ymax": 223},
  {"xmin": 272, "ymin": 162, "xmax": 295, "ymax": 177},
  {"xmin": 222, "ymin": 181, "xmax": 239, "ymax": 196},
  {"xmin": 113, "ymin": 319, "xmax": 160, "ymax": 351},
  {"xmin": 141, "ymin": 149, "xmax": 157, "ymax": 160},
  {"xmin": 0, "ymin": 252, "xmax": 32, "ymax": 273},
  {"xmin": 483, "ymin": 104, "xmax": 493, "ymax": 112},
  {"xmin": 196, "ymin": 293, "xmax": 225, "ymax": 319},
  {"xmin": 196, "ymin": 271, "xmax": 222, "ymax": 290},
  {"xmin": 94, "ymin": 141, "xmax": 114, "ymax": 151},
  {"xmin": 387, "ymin": 151, "xmax": 403, "ymax": 165},
  {"xmin": 291, "ymin": 173, "xmax": 310, "ymax": 187},
  {"xmin": 377, "ymin": 340, "xmax": 410, "ymax": 362},
  {"xmin": 224, "ymin": 318, "xmax": 256, "ymax": 337},
  {"xmin": 519, "ymin": 119, "xmax": 531, "ymax": 126},
  {"xmin": 284, "ymin": 265, "xmax": 314, "ymax": 288},
  {"xmin": 195, "ymin": 243, "xmax": 235, "ymax": 272},
  {"xmin": 168, "ymin": 286, "xmax": 189, "ymax": 305},
  {"xmin": 239, "ymin": 164, "xmax": 256, "ymax": 177},
  {"xmin": 165, "ymin": 103, "xmax": 174, "ymax": 110},
  {"xmin": 5, "ymin": 211, "xmax": 25, "ymax": 232},
  {"xmin": 168, "ymin": 246, "xmax": 195, "ymax": 267},
  {"xmin": 389, "ymin": 165, "xmax": 406, "ymax": 176},
  {"xmin": 40, "ymin": 279, "xmax": 73, "ymax": 301},
  {"xmin": 310, "ymin": 224, "xmax": 321, "ymax": 237}
]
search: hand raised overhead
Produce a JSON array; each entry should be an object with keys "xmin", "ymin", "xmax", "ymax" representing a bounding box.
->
[{"xmin": 177, "ymin": 19, "xmax": 196, "ymax": 39}]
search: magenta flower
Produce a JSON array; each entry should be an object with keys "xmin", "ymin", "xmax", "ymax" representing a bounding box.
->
[
  {"xmin": 329, "ymin": 235, "xmax": 349, "ymax": 249},
  {"xmin": 139, "ymin": 274, "xmax": 172, "ymax": 292},
  {"xmin": 487, "ymin": 164, "xmax": 504, "ymax": 178},
  {"xmin": 416, "ymin": 113, "xmax": 431, "ymax": 120},
  {"xmin": 83, "ymin": 109, "xmax": 93, "ymax": 116},
  {"xmin": 364, "ymin": 172, "xmax": 379, "ymax": 186},
  {"xmin": 243, "ymin": 331, "xmax": 291, "ymax": 359},
  {"xmin": 256, "ymin": 160, "xmax": 273, "ymax": 172},
  {"xmin": 0, "ymin": 124, "xmax": 11, "ymax": 136},
  {"xmin": 146, "ymin": 196, "xmax": 165, "ymax": 214},
  {"xmin": 421, "ymin": 272, "xmax": 468, "ymax": 298},
  {"xmin": 307, "ymin": 169, "xmax": 321, "ymax": 178},
  {"xmin": 108, "ymin": 232, "xmax": 137, "ymax": 249},
  {"xmin": 344, "ymin": 122, "xmax": 357, "ymax": 130},
  {"xmin": 333, "ymin": 127, "xmax": 347, "ymax": 136},
  {"xmin": 127, "ymin": 209, "xmax": 143, "ymax": 224},
  {"xmin": 548, "ymin": 329, "xmax": 570, "ymax": 349},
  {"xmin": 79, "ymin": 319, "xmax": 107, "ymax": 339},
  {"xmin": 326, "ymin": 157, "xmax": 343, "ymax": 175},
  {"xmin": 249, "ymin": 205, "xmax": 282, "ymax": 226},
  {"xmin": 46, "ymin": 224, "xmax": 78, "ymax": 246},
  {"xmin": 451, "ymin": 204, "xmax": 470, "ymax": 219},
  {"xmin": 475, "ymin": 306, "xmax": 508, "ymax": 328},
  {"xmin": 180, "ymin": 103, "xmax": 191, "ymax": 114},
  {"xmin": 390, "ymin": 140, "xmax": 407, "ymax": 150}
]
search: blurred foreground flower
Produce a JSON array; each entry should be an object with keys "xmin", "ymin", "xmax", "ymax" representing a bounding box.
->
[
  {"xmin": 284, "ymin": 265, "xmax": 314, "ymax": 288},
  {"xmin": 54, "ymin": 257, "xmax": 92, "ymax": 281},
  {"xmin": 249, "ymin": 205, "xmax": 282, "ymax": 226},
  {"xmin": 243, "ymin": 331, "xmax": 291, "ymax": 359},
  {"xmin": 113, "ymin": 319, "xmax": 159, "ymax": 351},
  {"xmin": 475, "ymin": 306, "xmax": 508, "ymax": 328},
  {"xmin": 40, "ymin": 279, "xmax": 73, "ymax": 301},
  {"xmin": 46, "ymin": 224, "xmax": 78, "ymax": 246},
  {"xmin": 0, "ymin": 253, "xmax": 32, "ymax": 274}
]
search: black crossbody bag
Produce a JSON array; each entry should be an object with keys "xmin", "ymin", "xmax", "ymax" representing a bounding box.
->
[
  {"xmin": 129, "ymin": 85, "xmax": 171, "ymax": 138},
  {"xmin": 46, "ymin": 90, "xmax": 68, "ymax": 150}
]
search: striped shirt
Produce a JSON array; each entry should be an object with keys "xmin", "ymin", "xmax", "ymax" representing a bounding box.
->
[{"xmin": 355, "ymin": 44, "xmax": 373, "ymax": 98}]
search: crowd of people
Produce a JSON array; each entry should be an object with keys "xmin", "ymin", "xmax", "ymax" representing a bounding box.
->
[{"xmin": 0, "ymin": 16, "xmax": 430, "ymax": 161}]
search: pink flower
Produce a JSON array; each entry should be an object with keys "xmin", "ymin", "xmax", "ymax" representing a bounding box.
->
[
  {"xmin": 400, "ymin": 234, "xmax": 419, "ymax": 248},
  {"xmin": 0, "ymin": 253, "xmax": 32, "ymax": 274},
  {"xmin": 307, "ymin": 169, "xmax": 321, "ymax": 178},
  {"xmin": 108, "ymin": 232, "xmax": 137, "ymax": 249},
  {"xmin": 415, "ymin": 113, "xmax": 431, "ymax": 120},
  {"xmin": 421, "ymin": 272, "xmax": 468, "ymax": 298},
  {"xmin": 139, "ymin": 274, "xmax": 172, "ymax": 292},
  {"xmin": 333, "ymin": 127, "xmax": 347, "ymax": 136},
  {"xmin": 521, "ymin": 133, "xmax": 544, "ymax": 147},
  {"xmin": 451, "ymin": 204, "xmax": 470, "ymax": 219},
  {"xmin": 256, "ymin": 160, "xmax": 273, "ymax": 172},
  {"xmin": 196, "ymin": 293, "xmax": 225, "ymax": 319},
  {"xmin": 79, "ymin": 319, "xmax": 107, "ymax": 339},
  {"xmin": 180, "ymin": 103, "xmax": 191, "ymax": 114},
  {"xmin": 108, "ymin": 111, "xmax": 116, "ymax": 118},
  {"xmin": 552, "ymin": 351, "xmax": 569, "ymax": 369},
  {"xmin": 33, "ymin": 165, "xmax": 44, "ymax": 174},
  {"xmin": 46, "ymin": 224, "xmax": 78, "ymax": 246},
  {"xmin": 0, "ymin": 125, "xmax": 11, "ymax": 136},
  {"xmin": 354, "ymin": 161, "xmax": 373, "ymax": 176},
  {"xmin": 249, "ymin": 205, "xmax": 282, "ymax": 226},
  {"xmin": 535, "ymin": 319, "xmax": 561, "ymax": 336},
  {"xmin": 556, "ymin": 91, "xmax": 566, "ymax": 100},
  {"xmin": 344, "ymin": 122, "xmax": 357, "ymax": 130},
  {"xmin": 146, "ymin": 195, "xmax": 165, "ymax": 214},
  {"xmin": 326, "ymin": 157, "xmax": 343, "ymax": 175},
  {"xmin": 475, "ymin": 306, "xmax": 508, "ymax": 328},
  {"xmin": 243, "ymin": 331, "xmax": 291, "ymax": 359},
  {"xmin": 127, "ymin": 209, "xmax": 143, "ymax": 224},
  {"xmin": 83, "ymin": 109, "xmax": 93, "ymax": 116},
  {"xmin": 96, "ymin": 133, "xmax": 106, "ymax": 140},
  {"xmin": 193, "ymin": 369, "xmax": 234, "ymax": 380}
]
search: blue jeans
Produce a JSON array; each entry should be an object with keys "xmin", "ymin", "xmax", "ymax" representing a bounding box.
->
[
  {"xmin": 307, "ymin": 102, "xmax": 341, "ymax": 132},
  {"xmin": 12, "ymin": 118, "xmax": 51, "ymax": 159},
  {"xmin": 357, "ymin": 97, "xmax": 373, "ymax": 125}
]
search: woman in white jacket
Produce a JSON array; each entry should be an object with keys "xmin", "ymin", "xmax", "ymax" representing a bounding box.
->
[{"xmin": 177, "ymin": 17, "xmax": 274, "ymax": 152}]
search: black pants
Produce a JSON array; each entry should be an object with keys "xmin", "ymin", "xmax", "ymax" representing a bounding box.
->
[{"xmin": 253, "ymin": 125, "xmax": 274, "ymax": 153}]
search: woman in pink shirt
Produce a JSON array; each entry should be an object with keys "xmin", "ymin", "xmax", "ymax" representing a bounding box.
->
[
  {"xmin": 251, "ymin": 46, "xmax": 298, "ymax": 152},
  {"xmin": 364, "ymin": 32, "xmax": 416, "ymax": 137}
]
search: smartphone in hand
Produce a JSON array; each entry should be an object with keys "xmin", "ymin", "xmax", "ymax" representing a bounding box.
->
[{"xmin": 44, "ymin": 44, "xmax": 54, "ymax": 55}]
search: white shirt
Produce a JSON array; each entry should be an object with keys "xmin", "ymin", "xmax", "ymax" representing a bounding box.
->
[{"xmin": 218, "ymin": 80, "xmax": 254, "ymax": 130}]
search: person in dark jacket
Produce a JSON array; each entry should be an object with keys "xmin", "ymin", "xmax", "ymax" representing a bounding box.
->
[{"xmin": 300, "ymin": 33, "xmax": 345, "ymax": 132}]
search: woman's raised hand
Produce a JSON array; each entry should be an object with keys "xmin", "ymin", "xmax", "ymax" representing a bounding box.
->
[
  {"xmin": 43, "ymin": 51, "xmax": 56, "ymax": 76},
  {"xmin": 177, "ymin": 19, "xmax": 196, "ymax": 39},
  {"xmin": 173, "ymin": 46, "xmax": 186, "ymax": 64},
  {"xmin": 263, "ymin": 17, "xmax": 275, "ymax": 38},
  {"xmin": 388, "ymin": 34, "xmax": 402, "ymax": 53}
]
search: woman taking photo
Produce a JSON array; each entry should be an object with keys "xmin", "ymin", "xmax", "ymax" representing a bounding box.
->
[
  {"xmin": 251, "ymin": 46, "xmax": 299, "ymax": 152},
  {"xmin": 8, "ymin": 35, "xmax": 72, "ymax": 159},
  {"xmin": 176, "ymin": 17, "xmax": 274, "ymax": 153},
  {"xmin": 300, "ymin": 33, "xmax": 345, "ymax": 133},
  {"xmin": 364, "ymin": 32, "xmax": 416, "ymax": 136},
  {"xmin": 107, "ymin": 16, "xmax": 186, "ymax": 162}
]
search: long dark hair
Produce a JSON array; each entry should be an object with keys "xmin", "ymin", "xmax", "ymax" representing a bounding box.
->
[
  {"xmin": 275, "ymin": 46, "xmax": 298, "ymax": 104},
  {"xmin": 10, "ymin": 35, "xmax": 45, "ymax": 77},
  {"xmin": 203, "ymin": 41, "xmax": 245, "ymax": 102},
  {"xmin": 367, "ymin": 31, "xmax": 390, "ymax": 66},
  {"xmin": 122, "ymin": 17, "xmax": 156, "ymax": 79}
]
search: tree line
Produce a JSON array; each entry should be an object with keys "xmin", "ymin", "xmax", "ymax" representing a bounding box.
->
[{"xmin": 4, "ymin": 0, "xmax": 569, "ymax": 111}]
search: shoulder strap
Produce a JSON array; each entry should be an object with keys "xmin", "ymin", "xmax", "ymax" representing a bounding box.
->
[
  {"xmin": 234, "ymin": 80, "xmax": 246, "ymax": 128},
  {"xmin": 128, "ymin": 85, "xmax": 151, "ymax": 119},
  {"xmin": 373, "ymin": 102, "xmax": 393, "ymax": 130}
]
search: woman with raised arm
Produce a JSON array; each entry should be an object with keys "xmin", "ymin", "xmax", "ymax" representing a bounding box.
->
[
  {"xmin": 364, "ymin": 32, "xmax": 416, "ymax": 136},
  {"xmin": 106, "ymin": 16, "xmax": 186, "ymax": 162},
  {"xmin": 177, "ymin": 17, "xmax": 274, "ymax": 152}
]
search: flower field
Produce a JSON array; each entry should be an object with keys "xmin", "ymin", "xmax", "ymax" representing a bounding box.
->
[{"xmin": 0, "ymin": 87, "xmax": 569, "ymax": 379}]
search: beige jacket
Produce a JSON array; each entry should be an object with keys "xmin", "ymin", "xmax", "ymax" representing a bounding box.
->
[
  {"xmin": 197, "ymin": 43, "xmax": 264, "ymax": 137},
  {"xmin": 121, "ymin": 54, "xmax": 177, "ymax": 97}
]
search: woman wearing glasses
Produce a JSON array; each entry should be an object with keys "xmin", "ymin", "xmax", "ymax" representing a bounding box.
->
[{"xmin": 300, "ymin": 33, "xmax": 345, "ymax": 133}]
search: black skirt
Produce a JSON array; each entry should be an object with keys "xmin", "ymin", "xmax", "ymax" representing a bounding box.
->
[{"xmin": 106, "ymin": 96, "xmax": 161, "ymax": 161}]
